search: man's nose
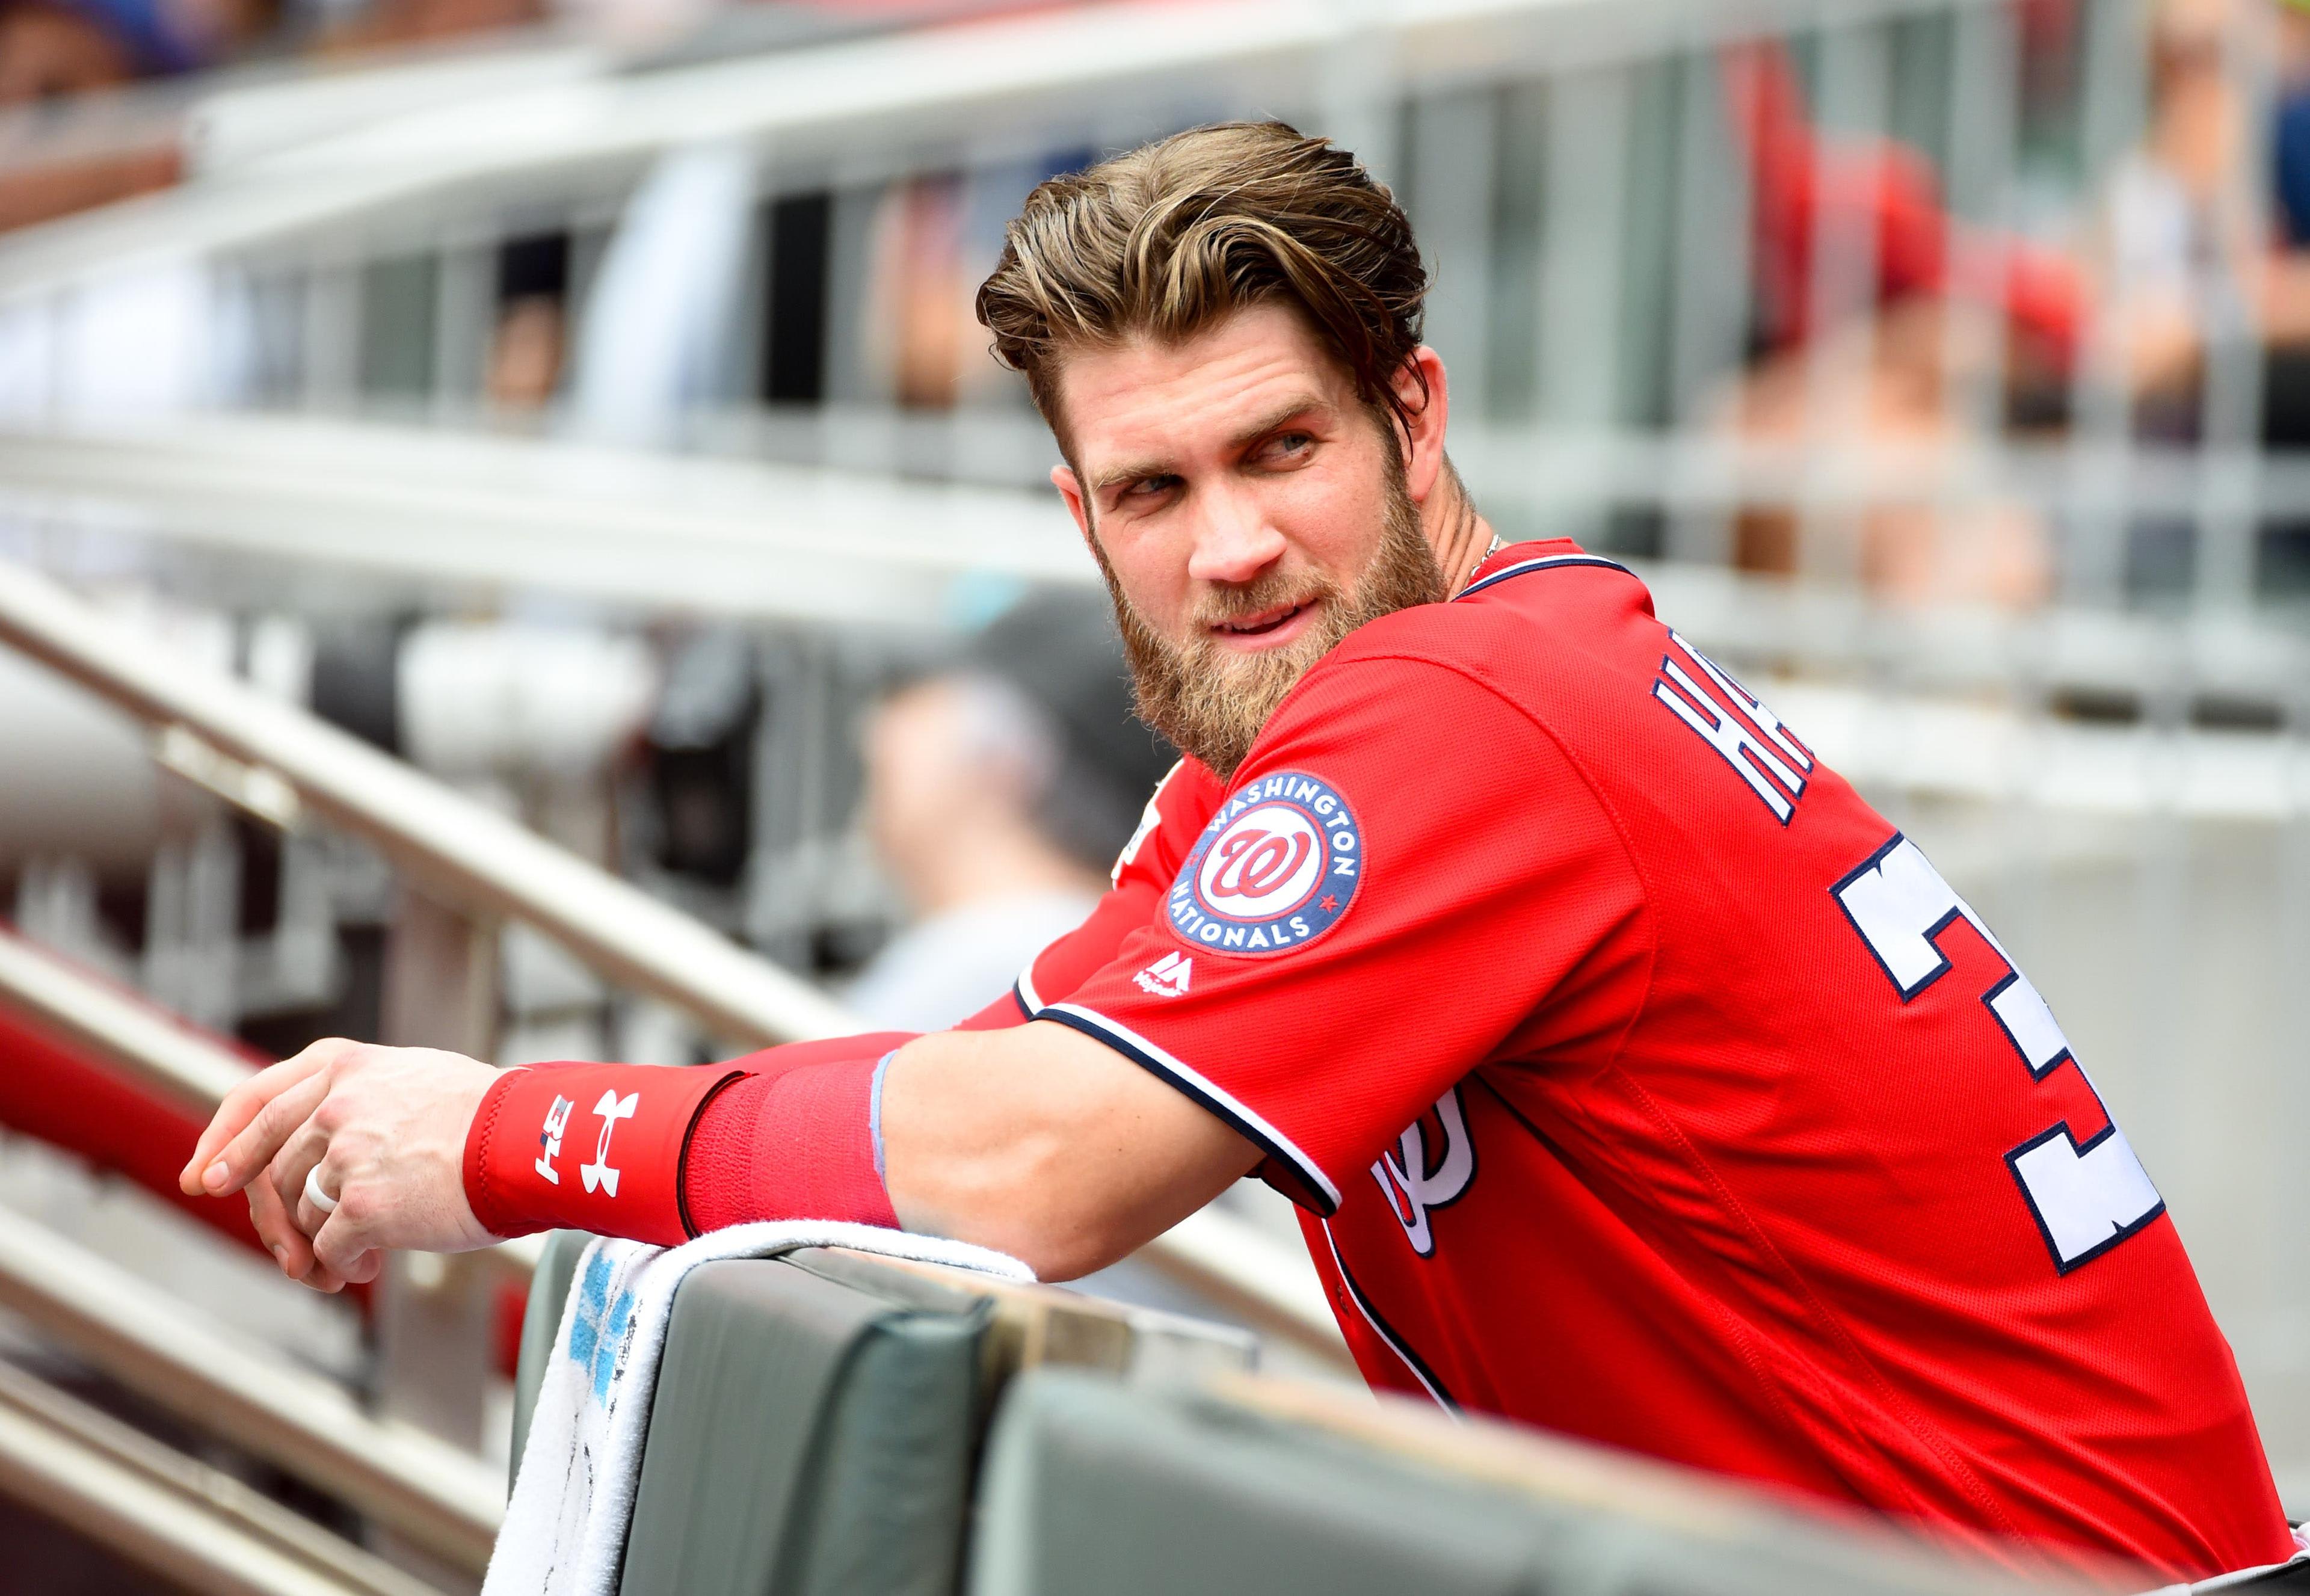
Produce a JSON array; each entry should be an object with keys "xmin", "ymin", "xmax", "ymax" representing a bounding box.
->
[{"xmin": 1184, "ymin": 484, "xmax": 1286, "ymax": 587}]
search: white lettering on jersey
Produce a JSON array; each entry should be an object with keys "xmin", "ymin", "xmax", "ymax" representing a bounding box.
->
[
  {"xmin": 1652, "ymin": 635, "xmax": 1810, "ymax": 825},
  {"xmin": 1112, "ymin": 761, "xmax": 1182, "ymax": 886},
  {"xmin": 1370, "ymin": 1087, "xmax": 1476, "ymax": 1257},
  {"xmin": 534, "ymin": 1094, "xmax": 574, "ymax": 1186},
  {"xmin": 1133, "ymin": 951, "xmax": 1193, "ymax": 997},
  {"xmin": 579, "ymin": 1089, "xmax": 640, "ymax": 1197},
  {"xmin": 1669, "ymin": 630, "xmax": 1813, "ymax": 772},
  {"xmin": 1833, "ymin": 834, "xmax": 2163, "ymax": 1272}
]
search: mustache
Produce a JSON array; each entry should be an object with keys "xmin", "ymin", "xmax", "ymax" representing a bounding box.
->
[{"xmin": 1187, "ymin": 569, "xmax": 1341, "ymax": 632}]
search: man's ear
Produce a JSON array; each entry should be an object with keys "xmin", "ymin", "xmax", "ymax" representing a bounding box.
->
[
  {"xmin": 1052, "ymin": 464, "xmax": 1096, "ymax": 550},
  {"xmin": 1394, "ymin": 347, "xmax": 1451, "ymax": 505}
]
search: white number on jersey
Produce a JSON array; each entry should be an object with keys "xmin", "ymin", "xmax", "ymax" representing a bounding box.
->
[{"xmin": 1832, "ymin": 834, "xmax": 2163, "ymax": 1272}]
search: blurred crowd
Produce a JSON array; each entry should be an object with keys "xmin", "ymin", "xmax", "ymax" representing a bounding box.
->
[
  {"xmin": 1721, "ymin": 0, "xmax": 2310, "ymax": 605},
  {"xmin": 13, "ymin": 0, "xmax": 2310, "ymax": 608},
  {"xmin": 16, "ymin": 0, "xmax": 2310, "ymax": 1028},
  {"xmin": 0, "ymin": 0, "xmax": 1029, "ymax": 228}
]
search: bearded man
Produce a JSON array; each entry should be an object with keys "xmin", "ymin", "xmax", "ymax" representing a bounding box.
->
[{"xmin": 184, "ymin": 122, "xmax": 2294, "ymax": 1583}]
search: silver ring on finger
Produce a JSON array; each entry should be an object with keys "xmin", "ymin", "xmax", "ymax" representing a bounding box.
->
[{"xmin": 303, "ymin": 1166, "xmax": 339, "ymax": 1216}]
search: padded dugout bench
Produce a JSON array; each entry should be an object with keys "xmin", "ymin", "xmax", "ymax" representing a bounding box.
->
[
  {"xmin": 508, "ymin": 1231, "xmax": 1251, "ymax": 1596},
  {"xmin": 966, "ymin": 1372, "xmax": 2123, "ymax": 1596}
]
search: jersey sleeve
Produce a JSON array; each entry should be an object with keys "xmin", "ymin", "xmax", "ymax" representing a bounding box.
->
[
  {"xmin": 952, "ymin": 758, "xmax": 1225, "ymax": 1031},
  {"xmin": 1040, "ymin": 656, "xmax": 1646, "ymax": 1213}
]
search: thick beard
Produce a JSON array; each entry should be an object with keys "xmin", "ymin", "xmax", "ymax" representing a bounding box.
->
[{"xmin": 1097, "ymin": 470, "xmax": 1446, "ymax": 782}]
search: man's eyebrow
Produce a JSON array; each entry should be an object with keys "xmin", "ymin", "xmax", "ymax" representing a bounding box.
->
[{"xmin": 1088, "ymin": 395, "xmax": 1337, "ymax": 496}]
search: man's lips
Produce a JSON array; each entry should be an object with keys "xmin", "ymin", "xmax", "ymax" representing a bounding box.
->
[{"xmin": 1207, "ymin": 599, "xmax": 1319, "ymax": 649}]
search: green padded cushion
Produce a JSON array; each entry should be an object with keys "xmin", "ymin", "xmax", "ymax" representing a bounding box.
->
[
  {"xmin": 510, "ymin": 1229, "xmax": 592, "ymax": 1490},
  {"xmin": 967, "ymin": 1372, "xmax": 2013, "ymax": 1596},
  {"xmin": 617, "ymin": 1250, "xmax": 991, "ymax": 1596}
]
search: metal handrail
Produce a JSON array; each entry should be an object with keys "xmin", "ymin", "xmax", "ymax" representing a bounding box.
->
[
  {"xmin": 0, "ymin": 558, "xmax": 852, "ymax": 1049},
  {"xmin": 0, "ymin": 558, "xmax": 1348, "ymax": 1364},
  {"xmin": 0, "ymin": 920, "xmax": 547, "ymax": 1274},
  {"xmin": 0, "ymin": 923, "xmax": 255, "ymax": 1115},
  {"xmin": 0, "ymin": 1359, "xmax": 442, "ymax": 1596},
  {"xmin": 0, "ymin": 1207, "xmax": 503, "ymax": 1571}
]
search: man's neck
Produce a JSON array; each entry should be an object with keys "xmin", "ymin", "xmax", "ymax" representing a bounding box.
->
[{"xmin": 1424, "ymin": 465, "xmax": 1500, "ymax": 600}]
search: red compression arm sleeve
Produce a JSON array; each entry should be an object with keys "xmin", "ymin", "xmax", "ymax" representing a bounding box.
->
[
  {"xmin": 463, "ymin": 1036, "xmax": 922, "ymax": 1244},
  {"xmin": 465, "ymin": 1062, "xmax": 742, "ymax": 1245},
  {"xmin": 681, "ymin": 1034, "xmax": 919, "ymax": 1234}
]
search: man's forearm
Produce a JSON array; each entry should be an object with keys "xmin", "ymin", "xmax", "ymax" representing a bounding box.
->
[
  {"xmin": 448, "ymin": 1021, "xmax": 1257, "ymax": 1278},
  {"xmin": 879, "ymin": 1023, "xmax": 1260, "ymax": 1278}
]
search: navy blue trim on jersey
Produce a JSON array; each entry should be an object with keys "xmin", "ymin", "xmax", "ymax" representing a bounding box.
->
[
  {"xmin": 1038, "ymin": 1002, "xmax": 1342, "ymax": 1215},
  {"xmin": 1321, "ymin": 1219, "xmax": 1458, "ymax": 1412},
  {"xmin": 1008, "ymin": 981, "xmax": 1035, "ymax": 1023},
  {"xmin": 1455, "ymin": 553, "xmax": 1636, "ymax": 602}
]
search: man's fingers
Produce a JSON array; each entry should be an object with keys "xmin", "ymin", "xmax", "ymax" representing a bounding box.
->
[
  {"xmin": 202, "ymin": 1072, "xmax": 331, "ymax": 1199},
  {"xmin": 270, "ymin": 1121, "xmax": 334, "ymax": 1235},
  {"xmin": 251, "ymin": 1175, "xmax": 351, "ymax": 1292},
  {"xmin": 310, "ymin": 1204, "xmax": 383, "ymax": 1284},
  {"xmin": 181, "ymin": 1043, "xmax": 340, "ymax": 1195},
  {"xmin": 245, "ymin": 1172, "xmax": 315, "ymax": 1278}
]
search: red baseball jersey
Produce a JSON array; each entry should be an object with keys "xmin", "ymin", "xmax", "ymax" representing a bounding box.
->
[{"xmin": 976, "ymin": 540, "xmax": 2289, "ymax": 1579}]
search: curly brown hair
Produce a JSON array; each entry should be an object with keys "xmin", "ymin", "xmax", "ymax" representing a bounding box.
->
[{"xmin": 975, "ymin": 121, "xmax": 1431, "ymax": 454}]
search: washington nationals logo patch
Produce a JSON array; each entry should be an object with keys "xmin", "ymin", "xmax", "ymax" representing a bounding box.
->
[{"xmin": 1166, "ymin": 771, "xmax": 1362, "ymax": 955}]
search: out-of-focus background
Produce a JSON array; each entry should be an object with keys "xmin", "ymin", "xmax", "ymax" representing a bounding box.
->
[{"xmin": 1, "ymin": 0, "xmax": 2309, "ymax": 1588}]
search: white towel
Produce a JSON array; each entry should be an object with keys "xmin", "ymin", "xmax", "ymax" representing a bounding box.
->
[{"xmin": 483, "ymin": 1222, "xmax": 1033, "ymax": 1596}]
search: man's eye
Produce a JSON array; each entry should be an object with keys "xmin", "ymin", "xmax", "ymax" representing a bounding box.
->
[
  {"xmin": 1263, "ymin": 433, "xmax": 1314, "ymax": 462},
  {"xmin": 1121, "ymin": 475, "xmax": 1179, "ymax": 500}
]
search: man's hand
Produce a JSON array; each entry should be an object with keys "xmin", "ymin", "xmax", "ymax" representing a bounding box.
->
[{"xmin": 180, "ymin": 1038, "xmax": 502, "ymax": 1291}]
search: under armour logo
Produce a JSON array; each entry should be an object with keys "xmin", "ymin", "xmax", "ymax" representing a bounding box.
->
[
  {"xmin": 534, "ymin": 1094, "xmax": 574, "ymax": 1185},
  {"xmin": 1370, "ymin": 1086, "xmax": 1476, "ymax": 1257},
  {"xmin": 580, "ymin": 1089, "xmax": 639, "ymax": 1196}
]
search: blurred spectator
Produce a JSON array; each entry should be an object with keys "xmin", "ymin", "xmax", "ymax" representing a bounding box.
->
[
  {"xmin": 0, "ymin": 0, "xmax": 274, "ymax": 228},
  {"xmin": 568, "ymin": 141, "xmax": 753, "ymax": 446},
  {"xmin": 312, "ymin": 0, "xmax": 538, "ymax": 52},
  {"xmin": 485, "ymin": 232, "xmax": 569, "ymax": 413},
  {"xmin": 845, "ymin": 593, "xmax": 1172, "ymax": 1032},
  {"xmin": 864, "ymin": 174, "xmax": 970, "ymax": 408},
  {"xmin": 1724, "ymin": 298, "xmax": 2055, "ymax": 606},
  {"xmin": 0, "ymin": 0, "xmax": 271, "ymax": 103},
  {"xmin": 1715, "ymin": 38, "xmax": 2073, "ymax": 606},
  {"xmin": 862, "ymin": 155, "xmax": 1092, "ymax": 410},
  {"xmin": 2089, "ymin": 0, "xmax": 2258, "ymax": 416},
  {"xmin": 2256, "ymin": 0, "xmax": 2310, "ymax": 443}
]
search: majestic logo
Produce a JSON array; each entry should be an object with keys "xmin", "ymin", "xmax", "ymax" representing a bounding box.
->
[
  {"xmin": 1166, "ymin": 772, "xmax": 1362, "ymax": 956},
  {"xmin": 1370, "ymin": 1088, "xmax": 1476, "ymax": 1257},
  {"xmin": 1134, "ymin": 951, "xmax": 1194, "ymax": 997},
  {"xmin": 581, "ymin": 1089, "xmax": 640, "ymax": 1197},
  {"xmin": 535, "ymin": 1094, "xmax": 575, "ymax": 1186}
]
